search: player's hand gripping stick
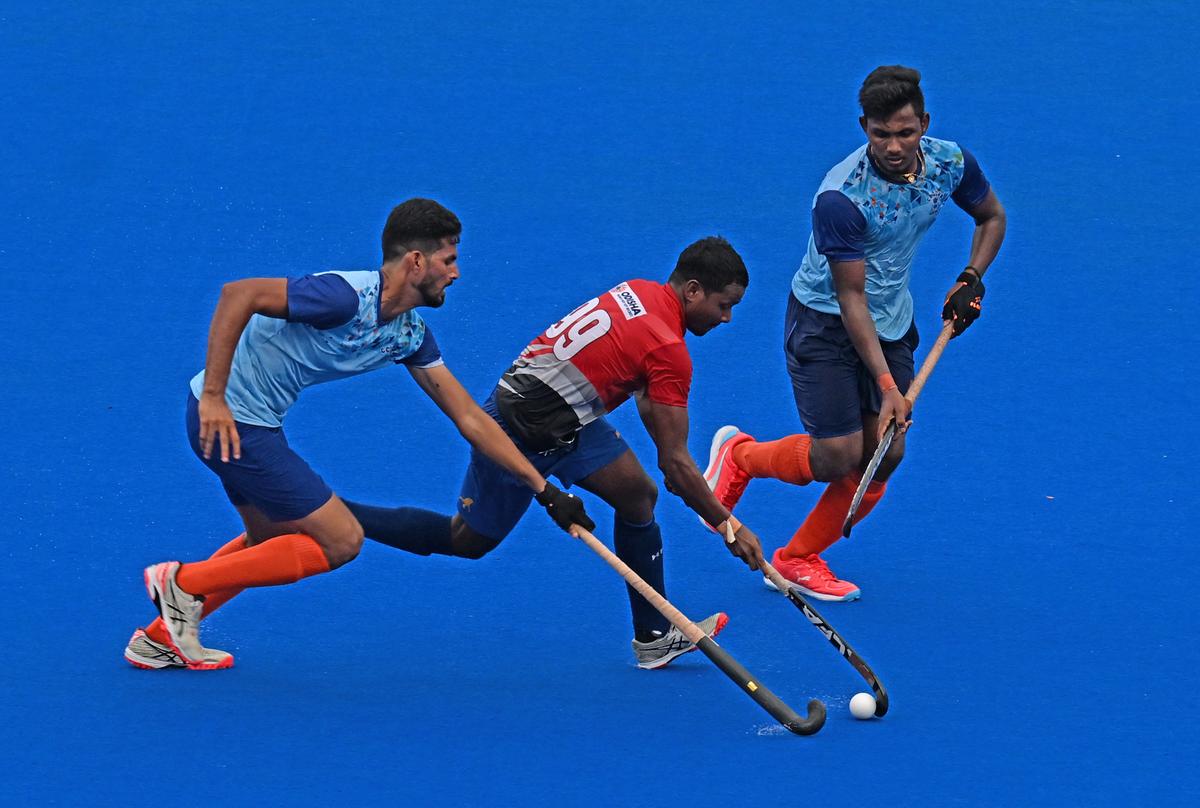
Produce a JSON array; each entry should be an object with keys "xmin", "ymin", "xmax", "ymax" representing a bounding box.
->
[
  {"xmin": 537, "ymin": 482, "xmax": 594, "ymax": 533},
  {"xmin": 572, "ymin": 525, "xmax": 826, "ymax": 736},
  {"xmin": 842, "ymin": 321, "xmax": 955, "ymax": 538},
  {"xmin": 942, "ymin": 268, "xmax": 986, "ymax": 337}
]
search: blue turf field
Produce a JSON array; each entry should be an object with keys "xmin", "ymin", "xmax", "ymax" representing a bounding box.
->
[{"xmin": 3, "ymin": 2, "xmax": 1198, "ymax": 804}]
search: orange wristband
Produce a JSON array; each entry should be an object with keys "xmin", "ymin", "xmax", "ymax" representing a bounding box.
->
[{"xmin": 877, "ymin": 372, "xmax": 897, "ymax": 393}]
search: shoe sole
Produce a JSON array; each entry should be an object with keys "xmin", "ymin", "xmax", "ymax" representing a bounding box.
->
[
  {"xmin": 143, "ymin": 563, "xmax": 205, "ymax": 665},
  {"xmin": 763, "ymin": 575, "xmax": 861, "ymax": 602},
  {"xmin": 124, "ymin": 648, "xmax": 234, "ymax": 670},
  {"xmin": 124, "ymin": 629, "xmax": 235, "ymax": 671},
  {"xmin": 638, "ymin": 613, "xmax": 729, "ymax": 670}
]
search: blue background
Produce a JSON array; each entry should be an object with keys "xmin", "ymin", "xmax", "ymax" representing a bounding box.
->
[{"xmin": 2, "ymin": 1, "xmax": 1197, "ymax": 804}]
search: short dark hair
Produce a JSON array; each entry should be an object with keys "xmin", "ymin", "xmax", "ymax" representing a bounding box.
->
[
  {"xmin": 669, "ymin": 236, "xmax": 748, "ymax": 292},
  {"xmin": 381, "ymin": 198, "xmax": 462, "ymax": 262},
  {"xmin": 859, "ymin": 65, "xmax": 925, "ymax": 120}
]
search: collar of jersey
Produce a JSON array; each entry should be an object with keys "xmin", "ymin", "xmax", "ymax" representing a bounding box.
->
[
  {"xmin": 865, "ymin": 143, "xmax": 925, "ymax": 186},
  {"xmin": 375, "ymin": 269, "xmax": 388, "ymax": 323}
]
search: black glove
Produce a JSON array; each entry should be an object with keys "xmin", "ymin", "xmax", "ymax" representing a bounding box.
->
[
  {"xmin": 942, "ymin": 269, "xmax": 986, "ymax": 336},
  {"xmin": 535, "ymin": 482, "xmax": 595, "ymax": 533}
]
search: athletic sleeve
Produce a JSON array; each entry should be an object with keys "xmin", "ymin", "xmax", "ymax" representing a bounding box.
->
[
  {"xmin": 643, "ymin": 341, "xmax": 692, "ymax": 408},
  {"xmin": 286, "ymin": 274, "xmax": 359, "ymax": 329},
  {"xmin": 951, "ymin": 147, "xmax": 992, "ymax": 212},
  {"xmin": 812, "ymin": 190, "xmax": 867, "ymax": 262},
  {"xmin": 398, "ymin": 326, "xmax": 444, "ymax": 368}
]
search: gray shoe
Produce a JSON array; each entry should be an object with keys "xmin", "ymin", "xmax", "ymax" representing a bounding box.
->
[
  {"xmin": 124, "ymin": 628, "xmax": 233, "ymax": 670},
  {"xmin": 143, "ymin": 561, "xmax": 207, "ymax": 664},
  {"xmin": 632, "ymin": 612, "xmax": 728, "ymax": 670}
]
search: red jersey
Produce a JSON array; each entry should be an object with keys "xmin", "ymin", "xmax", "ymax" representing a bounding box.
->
[{"xmin": 495, "ymin": 280, "xmax": 692, "ymax": 452}]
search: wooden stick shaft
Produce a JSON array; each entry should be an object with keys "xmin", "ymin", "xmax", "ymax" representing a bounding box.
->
[
  {"xmin": 573, "ymin": 526, "xmax": 705, "ymax": 645},
  {"xmin": 904, "ymin": 321, "xmax": 954, "ymax": 404}
]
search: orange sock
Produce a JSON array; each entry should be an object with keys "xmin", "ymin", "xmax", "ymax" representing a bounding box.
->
[
  {"xmin": 732, "ymin": 434, "xmax": 814, "ymax": 485},
  {"xmin": 175, "ymin": 533, "xmax": 331, "ymax": 595},
  {"xmin": 146, "ymin": 534, "xmax": 248, "ymax": 645},
  {"xmin": 780, "ymin": 475, "xmax": 887, "ymax": 559}
]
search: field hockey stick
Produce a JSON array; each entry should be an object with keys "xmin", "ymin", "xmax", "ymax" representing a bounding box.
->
[
  {"xmin": 842, "ymin": 320, "xmax": 955, "ymax": 538},
  {"xmin": 756, "ymin": 547, "xmax": 889, "ymax": 716},
  {"xmin": 572, "ymin": 525, "xmax": 826, "ymax": 736}
]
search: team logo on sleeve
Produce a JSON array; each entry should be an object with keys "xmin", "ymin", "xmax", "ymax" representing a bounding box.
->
[{"xmin": 608, "ymin": 283, "xmax": 646, "ymax": 320}]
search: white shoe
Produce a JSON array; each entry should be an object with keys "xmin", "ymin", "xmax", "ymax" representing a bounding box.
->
[
  {"xmin": 124, "ymin": 628, "xmax": 233, "ymax": 670},
  {"xmin": 143, "ymin": 561, "xmax": 207, "ymax": 664},
  {"xmin": 631, "ymin": 612, "xmax": 728, "ymax": 670}
]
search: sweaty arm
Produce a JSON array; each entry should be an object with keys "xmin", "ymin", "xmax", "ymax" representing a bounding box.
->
[
  {"xmin": 408, "ymin": 364, "xmax": 594, "ymax": 533},
  {"xmin": 636, "ymin": 394, "xmax": 764, "ymax": 569},
  {"xmin": 198, "ymin": 278, "xmax": 290, "ymax": 462}
]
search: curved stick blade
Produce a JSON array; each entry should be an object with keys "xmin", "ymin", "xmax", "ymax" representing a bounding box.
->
[
  {"xmin": 697, "ymin": 637, "xmax": 827, "ymax": 735},
  {"xmin": 783, "ymin": 585, "xmax": 889, "ymax": 716}
]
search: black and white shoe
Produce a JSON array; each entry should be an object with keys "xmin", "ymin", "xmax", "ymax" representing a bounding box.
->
[
  {"xmin": 143, "ymin": 561, "xmax": 207, "ymax": 664},
  {"xmin": 124, "ymin": 628, "xmax": 233, "ymax": 670},
  {"xmin": 632, "ymin": 612, "xmax": 728, "ymax": 670}
]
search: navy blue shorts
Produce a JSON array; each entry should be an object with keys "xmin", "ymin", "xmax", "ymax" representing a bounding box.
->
[
  {"xmin": 456, "ymin": 395, "xmax": 629, "ymax": 540},
  {"xmin": 784, "ymin": 294, "xmax": 919, "ymax": 439},
  {"xmin": 186, "ymin": 394, "xmax": 333, "ymax": 522}
]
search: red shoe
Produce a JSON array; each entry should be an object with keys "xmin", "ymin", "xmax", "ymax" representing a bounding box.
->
[
  {"xmin": 765, "ymin": 549, "xmax": 861, "ymax": 602},
  {"xmin": 699, "ymin": 426, "xmax": 755, "ymax": 531}
]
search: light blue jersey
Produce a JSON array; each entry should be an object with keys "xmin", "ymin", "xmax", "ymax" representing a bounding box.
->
[
  {"xmin": 791, "ymin": 136, "xmax": 990, "ymax": 341},
  {"xmin": 189, "ymin": 270, "xmax": 443, "ymax": 427}
]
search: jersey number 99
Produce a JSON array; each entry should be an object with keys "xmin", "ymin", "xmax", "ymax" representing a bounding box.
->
[{"xmin": 545, "ymin": 298, "xmax": 612, "ymax": 361}]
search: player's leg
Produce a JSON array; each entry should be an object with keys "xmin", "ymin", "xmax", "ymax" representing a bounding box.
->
[
  {"xmin": 573, "ymin": 449, "xmax": 667, "ymax": 638},
  {"xmin": 756, "ymin": 300, "xmax": 874, "ymax": 599},
  {"xmin": 130, "ymin": 508, "xmax": 299, "ymax": 670},
  {"xmin": 703, "ymin": 296, "xmax": 863, "ymax": 514},
  {"xmin": 146, "ymin": 493, "xmax": 362, "ymax": 662},
  {"xmin": 345, "ymin": 394, "xmax": 550, "ymax": 559},
  {"xmin": 142, "ymin": 398, "xmax": 356, "ymax": 663},
  {"xmin": 769, "ymin": 320, "xmax": 920, "ymax": 599},
  {"xmin": 568, "ymin": 424, "xmax": 727, "ymax": 668},
  {"xmin": 132, "ymin": 491, "xmax": 304, "ymax": 668},
  {"xmin": 345, "ymin": 444, "xmax": 541, "ymax": 560},
  {"xmin": 344, "ymin": 500, "xmax": 456, "ymax": 556},
  {"xmin": 136, "ymin": 531, "xmax": 249, "ymax": 662}
]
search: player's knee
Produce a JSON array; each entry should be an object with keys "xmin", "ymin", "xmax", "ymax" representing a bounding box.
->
[
  {"xmin": 617, "ymin": 476, "xmax": 657, "ymax": 523},
  {"xmin": 325, "ymin": 524, "xmax": 364, "ymax": 568},
  {"xmin": 638, "ymin": 476, "xmax": 659, "ymax": 510},
  {"xmin": 450, "ymin": 523, "xmax": 502, "ymax": 560},
  {"xmin": 811, "ymin": 445, "xmax": 860, "ymax": 482}
]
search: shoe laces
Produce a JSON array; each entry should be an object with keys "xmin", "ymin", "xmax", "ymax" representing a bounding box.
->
[{"xmin": 800, "ymin": 554, "xmax": 838, "ymax": 583}]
